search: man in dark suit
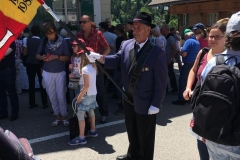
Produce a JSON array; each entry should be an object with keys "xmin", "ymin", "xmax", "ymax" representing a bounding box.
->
[{"xmin": 86, "ymin": 12, "xmax": 168, "ymax": 160}]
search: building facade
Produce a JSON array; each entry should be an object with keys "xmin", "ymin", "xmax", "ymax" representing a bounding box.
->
[
  {"xmin": 29, "ymin": 0, "xmax": 111, "ymax": 35},
  {"xmin": 148, "ymin": 0, "xmax": 240, "ymax": 32}
]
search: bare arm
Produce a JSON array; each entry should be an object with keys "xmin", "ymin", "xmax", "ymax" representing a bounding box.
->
[
  {"xmin": 5, "ymin": 48, "xmax": 13, "ymax": 56},
  {"xmin": 180, "ymin": 51, "xmax": 187, "ymax": 57},
  {"xmin": 77, "ymin": 74, "xmax": 89, "ymax": 103},
  {"xmin": 36, "ymin": 54, "xmax": 44, "ymax": 60},
  {"xmin": 183, "ymin": 49, "xmax": 203, "ymax": 100},
  {"xmin": 23, "ymin": 47, "xmax": 27, "ymax": 56}
]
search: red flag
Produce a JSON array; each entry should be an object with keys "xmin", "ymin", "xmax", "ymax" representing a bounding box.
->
[{"xmin": 0, "ymin": 0, "xmax": 44, "ymax": 60}]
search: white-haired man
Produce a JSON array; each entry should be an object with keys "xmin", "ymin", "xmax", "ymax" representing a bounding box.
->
[{"xmin": 152, "ymin": 26, "xmax": 166, "ymax": 51}]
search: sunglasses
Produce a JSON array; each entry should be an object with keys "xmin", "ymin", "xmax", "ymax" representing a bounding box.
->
[
  {"xmin": 79, "ymin": 21, "xmax": 91, "ymax": 24},
  {"xmin": 45, "ymin": 32, "xmax": 55, "ymax": 35}
]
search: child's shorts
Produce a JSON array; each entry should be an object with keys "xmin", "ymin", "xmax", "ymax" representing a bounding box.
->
[{"xmin": 77, "ymin": 95, "xmax": 98, "ymax": 111}]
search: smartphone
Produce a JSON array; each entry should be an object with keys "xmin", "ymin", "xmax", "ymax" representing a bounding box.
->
[{"xmin": 43, "ymin": 53, "xmax": 50, "ymax": 59}]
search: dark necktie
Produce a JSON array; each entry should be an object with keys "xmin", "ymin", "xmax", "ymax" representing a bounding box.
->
[{"xmin": 134, "ymin": 43, "xmax": 140, "ymax": 56}]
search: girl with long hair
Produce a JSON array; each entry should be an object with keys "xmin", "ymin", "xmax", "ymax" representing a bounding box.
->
[{"xmin": 68, "ymin": 43, "xmax": 98, "ymax": 145}]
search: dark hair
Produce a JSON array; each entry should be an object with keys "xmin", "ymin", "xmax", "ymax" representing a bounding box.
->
[
  {"xmin": 44, "ymin": 22, "xmax": 58, "ymax": 41},
  {"xmin": 225, "ymin": 31, "xmax": 240, "ymax": 50},
  {"xmin": 99, "ymin": 22, "xmax": 109, "ymax": 31},
  {"xmin": 31, "ymin": 25, "xmax": 40, "ymax": 36},
  {"xmin": 210, "ymin": 22, "xmax": 227, "ymax": 34},
  {"xmin": 115, "ymin": 24, "xmax": 127, "ymax": 40},
  {"xmin": 43, "ymin": 19, "xmax": 53, "ymax": 24},
  {"xmin": 44, "ymin": 22, "xmax": 57, "ymax": 34},
  {"xmin": 170, "ymin": 27, "xmax": 175, "ymax": 31}
]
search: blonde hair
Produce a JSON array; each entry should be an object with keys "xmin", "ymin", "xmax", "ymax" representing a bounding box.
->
[
  {"xmin": 217, "ymin": 18, "xmax": 229, "ymax": 25},
  {"xmin": 79, "ymin": 54, "xmax": 98, "ymax": 75}
]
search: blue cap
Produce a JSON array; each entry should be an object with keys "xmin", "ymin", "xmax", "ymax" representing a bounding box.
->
[{"xmin": 193, "ymin": 23, "xmax": 205, "ymax": 30}]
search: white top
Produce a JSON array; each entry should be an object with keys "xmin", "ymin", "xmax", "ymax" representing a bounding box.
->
[
  {"xmin": 82, "ymin": 64, "xmax": 97, "ymax": 95},
  {"xmin": 135, "ymin": 38, "xmax": 148, "ymax": 52}
]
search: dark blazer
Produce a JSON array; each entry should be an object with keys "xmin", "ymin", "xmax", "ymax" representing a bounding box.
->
[{"xmin": 104, "ymin": 39, "xmax": 168, "ymax": 114}]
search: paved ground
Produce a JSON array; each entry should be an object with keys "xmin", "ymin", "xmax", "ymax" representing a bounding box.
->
[{"xmin": 0, "ymin": 65, "xmax": 200, "ymax": 160}]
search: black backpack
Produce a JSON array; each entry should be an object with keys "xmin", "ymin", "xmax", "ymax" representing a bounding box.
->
[{"xmin": 191, "ymin": 54, "xmax": 240, "ymax": 146}]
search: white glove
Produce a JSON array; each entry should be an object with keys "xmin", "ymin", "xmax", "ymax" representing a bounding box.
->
[
  {"xmin": 85, "ymin": 52, "xmax": 101, "ymax": 63},
  {"xmin": 148, "ymin": 105, "xmax": 160, "ymax": 115}
]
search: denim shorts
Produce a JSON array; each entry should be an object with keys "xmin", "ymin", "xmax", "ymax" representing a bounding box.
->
[{"xmin": 77, "ymin": 95, "xmax": 98, "ymax": 111}]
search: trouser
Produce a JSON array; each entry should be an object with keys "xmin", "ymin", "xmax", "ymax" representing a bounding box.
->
[
  {"xmin": 123, "ymin": 100, "xmax": 156, "ymax": 160},
  {"xmin": 178, "ymin": 63, "xmax": 194, "ymax": 101},
  {"xmin": 197, "ymin": 139, "xmax": 210, "ymax": 160},
  {"xmin": 96, "ymin": 65, "xmax": 108, "ymax": 117},
  {"xmin": 26, "ymin": 64, "xmax": 48, "ymax": 106},
  {"xmin": 167, "ymin": 62, "xmax": 178, "ymax": 91},
  {"xmin": 0, "ymin": 67, "xmax": 19, "ymax": 116},
  {"xmin": 65, "ymin": 62, "xmax": 71, "ymax": 103},
  {"xmin": 15, "ymin": 59, "xmax": 22, "ymax": 94},
  {"xmin": 114, "ymin": 68, "xmax": 123, "ymax": 109},
  {"xmin": 42, "ymin": 70, "xmax": 67, "ymax": 116}
]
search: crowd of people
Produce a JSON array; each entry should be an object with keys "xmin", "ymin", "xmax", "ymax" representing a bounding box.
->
[{"xmin": 1, "ymin": 10, "xmax": 240, "ymax": 160}]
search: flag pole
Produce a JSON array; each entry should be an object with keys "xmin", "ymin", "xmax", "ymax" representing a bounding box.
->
[{"xmin": 41, "ymin": 3, "xmax": 133, "ymax": 105}]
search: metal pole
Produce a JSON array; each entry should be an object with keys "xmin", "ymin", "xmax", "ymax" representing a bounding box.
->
[{"xmin": 41, "ymin": 3, "xmax": 133, "ymax": 105}]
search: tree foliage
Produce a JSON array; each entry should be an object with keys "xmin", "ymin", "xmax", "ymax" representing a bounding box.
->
[{"xmin": 111, "ymin": 0, "xmax": 178, "ymax": 28}]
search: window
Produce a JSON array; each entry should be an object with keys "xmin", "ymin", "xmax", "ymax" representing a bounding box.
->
[
  {"xmin": 182, "ymin": 14, "xmax": 189, "ymax": 26},
  {"xmin": 53, "ymin": 0, "xmax": 77, "ymax": 24},
  {"xmin": 208, "ymin": 13, "xmax": 218, "ymax": 26}
]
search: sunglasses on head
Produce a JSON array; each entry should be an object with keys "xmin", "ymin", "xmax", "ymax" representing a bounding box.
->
[
  {"xmin": 79, "ymin": 21, "xmax": 91, "ymax": 24},
  {"xmin": 45, "ymin": 32, "xmax": 55, "ymax": 35}
]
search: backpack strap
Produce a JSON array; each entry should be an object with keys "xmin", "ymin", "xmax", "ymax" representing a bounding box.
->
[
  {"xmin": 200, "ymin": 47, "xmax": 209, "ymax": 62},
  {"xmin": 216, "ymin": 54, "xmax": 225, "ymax": 65},
  {"xmin": 197, "ymin": 47, "xmax": 209, "ymax": 69}
]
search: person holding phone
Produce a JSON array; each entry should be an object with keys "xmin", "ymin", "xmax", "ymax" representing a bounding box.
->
[{"xmin": 36, "ymin": 22, "xmax": 70, "ymax": 127}]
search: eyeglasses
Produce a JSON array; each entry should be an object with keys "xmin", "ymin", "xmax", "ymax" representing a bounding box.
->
[
  {"xmin": 207, "ymin": 35, "xmax": 224, "ymax": 40},
  {"xmin": 79, "ymin": 21, "xmax": 91, "ymax": 24},
  {"xmin": 72, "ymin": 44, "xmax": 78, "ymax": 48},
  {"xmin": 45, "ymin": 32, "xmax": 55, "ymax": 36}
]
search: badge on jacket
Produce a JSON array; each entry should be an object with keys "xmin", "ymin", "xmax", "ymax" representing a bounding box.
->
[{"xmin": 141, "ymin": 64, "xmax": 149, "ymax": 72}]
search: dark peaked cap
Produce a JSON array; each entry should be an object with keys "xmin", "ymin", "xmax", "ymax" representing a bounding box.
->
[{"xmin": 129, "ymin": 12, "xmax": 156, "ymax": 29}]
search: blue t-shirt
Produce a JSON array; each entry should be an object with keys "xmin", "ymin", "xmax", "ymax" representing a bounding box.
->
[
  {"xmin": 103, "ymin": 32, "xmax": 117, "ymax": 55},
  {"xmin": 181, "ymin": 36, "xmax": 200, "ymax": 63},
  {"xmin": 36, "ymin": 37, "xmax": 70, "ymax": 73}
]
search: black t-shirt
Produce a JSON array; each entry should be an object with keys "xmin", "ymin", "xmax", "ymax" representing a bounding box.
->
[
  {"xmin": 0, "ymin": 42, "xmax": 16, "ymax": 69},
  {"xmin": 116, "ymin": 36, "xmax": 125, "ymax": 52},
  {"xmin": 128, "ymin": 30, "xmax": 134, "ymax": 39},
  {"xmin": 108, "ymin": 25, "xmax": 116, "ymax": 34}
]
